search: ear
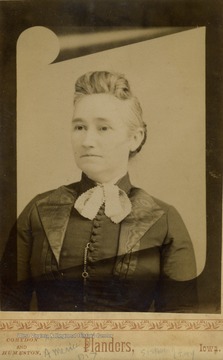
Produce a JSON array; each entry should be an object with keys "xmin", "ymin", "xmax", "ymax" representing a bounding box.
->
[{"xmin": 129, "ymin": 128, "xmax": 145, "ymax": 152}]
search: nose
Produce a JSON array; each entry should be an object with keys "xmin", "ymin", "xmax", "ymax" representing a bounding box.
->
[{"xmin": 82, "ymin": 128, "xmax": 96, "ymax": 147}]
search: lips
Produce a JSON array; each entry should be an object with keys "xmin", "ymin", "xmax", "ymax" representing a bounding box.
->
[{"xmin": 80, "ymin": 154, "xmax": 102, "ymax": 158}]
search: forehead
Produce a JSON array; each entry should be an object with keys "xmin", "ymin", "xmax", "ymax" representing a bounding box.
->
[{"xmin": 73, "ymin": 94, "xmax": 132, "ymax": 121}]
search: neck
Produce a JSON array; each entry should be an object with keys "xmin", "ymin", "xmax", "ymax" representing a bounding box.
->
[{"xmin": 84, "ymin": 170, "xmax": 127, "ymax": 184}]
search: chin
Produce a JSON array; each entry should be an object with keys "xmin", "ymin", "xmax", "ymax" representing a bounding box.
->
[
  {"xmin": 83, "ymin": 168, "xmax": 117, "ymax": 184},
  {"xmin": 80, "ymin": 166, "xmax": 105, "ymax": 180}
]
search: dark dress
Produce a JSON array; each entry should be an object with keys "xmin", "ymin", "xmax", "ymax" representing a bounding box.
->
[{"xmin": 1, "ymin": 173, "xmax": 198, "ymax": 312}]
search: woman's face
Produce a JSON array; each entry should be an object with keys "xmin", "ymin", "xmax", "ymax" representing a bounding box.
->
[{"xmin": 71, "ymin": 93, "xmax": 142, "ymax": 183}]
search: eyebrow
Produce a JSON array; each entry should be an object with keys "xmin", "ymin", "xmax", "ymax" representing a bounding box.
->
[
  {"xmin": 72, "ymin": 117, "xmax": 111, "ymax": 123},
  {"xmin": 95, "ymin": 117, "xmax": 110, "ymax": 123},
  {"xmin": 72, "ymin": 118, "xmax": 85, "ymax": 124}
]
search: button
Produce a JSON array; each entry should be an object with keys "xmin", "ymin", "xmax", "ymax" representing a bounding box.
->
[
  {"xmin": 92, "ymin": 229, "xmax": 98, "ymax": 235},
  {"xmin": 93, "ymin": 221, "xmax": 100, "ymax": 228},
  {"xmin": 90, "ymin": 238, "xmax": 96, "ymax": 243},
  {"xmin": 61, "ymin": 250, "xmax": 68, "ymax": 257},
  {"xmin": 88, "ymin": 256, "xmax": 94, "ymax": 262},
  {"xmin": 87, "ymin": 268, "xmax": 95, "ymax": 277},
  {"xmin": 97, "ymin": 209, "xmax": 104, "ymax": 215},
  {"xmin": 60, "ymin": 272, "xmax": 64, "ymax": 277},
  {"xmin": 95, "ymin": 214, "xmax": 104, "ymax": 220},
  {"xmin": 88, "ymin": 245, "xmax": 94, "ymax": 252}
]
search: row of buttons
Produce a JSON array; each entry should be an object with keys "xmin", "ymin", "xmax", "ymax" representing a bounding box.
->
[{"xmin": 87, "ymin": 206, "xmax": 104, "ymax": 263}]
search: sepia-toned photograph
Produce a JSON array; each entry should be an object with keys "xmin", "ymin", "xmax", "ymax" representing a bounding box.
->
[
  {"xmin": 2, "ymin": 26, "xmax": 204, "ymax": 313},
  {"xmin": 0, "ymin": 1, "xmax": 222, "ymax": 359}
]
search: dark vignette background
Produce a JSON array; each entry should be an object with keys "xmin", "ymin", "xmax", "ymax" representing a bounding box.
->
[{"xmin": 0, "ymin": 0, "xmax": 222, "ymax": 313}]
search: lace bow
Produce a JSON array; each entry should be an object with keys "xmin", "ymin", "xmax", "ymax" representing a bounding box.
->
[{"xmin": 74, "ymin": 183, "xmax": 132, "ymax": 224}]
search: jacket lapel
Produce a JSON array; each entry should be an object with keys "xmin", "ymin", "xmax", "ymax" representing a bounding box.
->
[
  {"xmin": 36, "ymin": 178, "xmax": 164, "ymax": 273},
  {"xmin": 114, "ymin": 187, "xmax": 164, "ymax": 277},
  {"xmin": 36, "ymin": 185, "xmax": 78, "ymax": 264}
]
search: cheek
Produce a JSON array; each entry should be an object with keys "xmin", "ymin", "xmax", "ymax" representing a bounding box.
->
[
  {"xmin": 71, "ymin": 138, "xmax": 76, "ymax": 149},
  {"xmin": 71, "ymin": 143, "xmax": 81, "ymax": 158},
  {"xmin": 105, "ymin": 142, "xmax": 130, "ymax": 162},
  {"xmin": 113, "ymin": 135, "xmax": 132, "ymax": 150},
  {"xmin": 71, "ymin": 134, "xmax": 81, "ymax": 147}
]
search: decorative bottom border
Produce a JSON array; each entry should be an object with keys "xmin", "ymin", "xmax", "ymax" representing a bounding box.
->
[{"xmin": 0, "ymin": 319, "xmax": 223, "ymax": 331}]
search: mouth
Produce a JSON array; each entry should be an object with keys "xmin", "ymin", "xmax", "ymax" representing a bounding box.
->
[{"xmin": 80, "ymin": 154, "xmax": 102, "ymax": 158}]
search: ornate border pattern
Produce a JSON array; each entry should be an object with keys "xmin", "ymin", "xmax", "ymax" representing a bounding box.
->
[{"xmin": 0, "ymin": 319, "xmax": 223, "ymax": 331}]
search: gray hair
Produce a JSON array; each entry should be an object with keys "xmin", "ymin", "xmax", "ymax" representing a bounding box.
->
[{"xmin": 73, "ymin": 71, "xmax": 147, "ymax": 157}]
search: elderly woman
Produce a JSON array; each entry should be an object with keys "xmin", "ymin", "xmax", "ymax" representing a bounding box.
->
[{"xmin": 2, "ymin": 71, "xmax": 197, "ymax": 312}]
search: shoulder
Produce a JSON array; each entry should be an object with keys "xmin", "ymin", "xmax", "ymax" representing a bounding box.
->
[
  {"xmin": 130, "ymin": 186, "xmax": 187, "ymax": 229},
  {"xmin": 18, "ymin": 181, "xmax": 81, "ymax": 217},
  {"xmin": 37, "ymin": 181, "xmax": 80, "ymax": 201},
  {"xmin": 146, "ymin": 193, "xmax": 192, "ymax": 244},
  {"xmin": 130, "ymin": 186, "xmax": 173, "ymax": 214},
  {"xmin": 150, "ymin": 196, "xmax": 172, "ymax": 212}
]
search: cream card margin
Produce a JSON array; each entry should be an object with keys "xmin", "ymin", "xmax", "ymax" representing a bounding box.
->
[{"xmin": 0, "ymin": 22, "xmax": 222, "ymax": 360}]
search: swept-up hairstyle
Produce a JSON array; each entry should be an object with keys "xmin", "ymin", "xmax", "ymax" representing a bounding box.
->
[{"xmin": 73, "ymin": 71, "xmax": 147, "ymax": 157}]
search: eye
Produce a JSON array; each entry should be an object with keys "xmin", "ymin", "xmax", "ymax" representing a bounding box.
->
[
  {"xmin": 99, "ymin": 126, "xmax": 109, "ymax": 131},
  {"xmin": 73, "ymin": 124, "xmax": 85, "ymax": 131}
]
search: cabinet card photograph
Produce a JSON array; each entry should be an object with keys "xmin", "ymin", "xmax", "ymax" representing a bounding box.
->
[{"xmin": 0, "ymin": 1, "xmax": 222, "ymax": 359}]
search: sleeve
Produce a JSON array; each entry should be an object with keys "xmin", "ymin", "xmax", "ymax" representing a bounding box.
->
[
  {"xmin": 154, "ymin": 206, "xmax": 198, "ymax": 313},
  {"xmin": 1, "ymin": 197, "xmax": 38, "ymax": 311}
]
